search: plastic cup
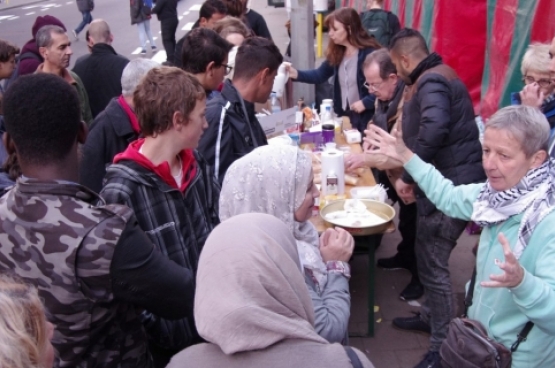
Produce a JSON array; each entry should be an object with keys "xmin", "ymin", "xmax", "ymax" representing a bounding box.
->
[{"xmin": 322, "ymin": 124, "xmax": 335, "ymax": 144}]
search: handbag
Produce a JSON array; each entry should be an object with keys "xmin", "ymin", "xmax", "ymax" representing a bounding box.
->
[{"xmin": 440, "ymin": 269, "xmax": 534, "ymax": 368}]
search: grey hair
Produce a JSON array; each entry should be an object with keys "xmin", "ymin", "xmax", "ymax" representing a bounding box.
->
[
  {"xmin": 121, "ymin": 59, "xmax": 160, "ymax": 97},
  {"xmin": 520, "ymin": 43, "xmax": 551, "ymax": 76},
  {"xmin": 485, "ymin": 105, "xmax": 550, "ymax": 157},
  {"xmin": 363, "ymin": 48, "xmax": 397, "ymax": 79},
  {"xmin": 36, "ymin": 25, "xmax": 65, "ymax": 48}
]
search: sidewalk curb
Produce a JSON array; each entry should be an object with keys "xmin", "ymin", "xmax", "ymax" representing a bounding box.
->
[{"xmin": 0, "ymin": 0, "xmax": 49, "ymax": 12}]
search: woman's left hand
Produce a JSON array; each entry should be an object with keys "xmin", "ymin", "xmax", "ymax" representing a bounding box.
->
[
  {"xmin": 480, "ymin": 233, "xmax": 525, "ymax": 289},
  {"xmin": 349, "ymin": 100, "xmax": 365, "ymax": 114}
]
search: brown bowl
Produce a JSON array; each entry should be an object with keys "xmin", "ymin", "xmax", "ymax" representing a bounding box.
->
[{"xmin": 320, "ymin": 199, "xmax": 396, "ymax": 236}]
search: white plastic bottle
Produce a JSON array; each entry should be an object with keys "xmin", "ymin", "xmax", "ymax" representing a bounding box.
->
[
  {"xmin": 272, "ymin": 62, "xmax": 290, "ymax": 98},
  {"xmin": 320, "ymin": 105, "xmax": 333, "ymax": 125}
]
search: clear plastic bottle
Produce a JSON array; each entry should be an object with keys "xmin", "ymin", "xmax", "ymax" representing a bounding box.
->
[
  {"xmin": 320, "ymin": 105, "xmax": 333, "ymax": 125},
  {"xmin": 270, "ymin": 92, "xmax": 281, "ymax": 114}
]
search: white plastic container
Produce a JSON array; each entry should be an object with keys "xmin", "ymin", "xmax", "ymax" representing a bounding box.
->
[
  {"xmin": 321, "ymin": 148, "xmax": 345, "ymax": 196},
  {"xmin": 314, "ymin": 0, "xmax": 328, "ymax": 12},
  {"xmin": 350, "ymin": 186, "xmax": 388, "ymax": 202},
  {"xmin": 344, "ymin": 129, "xmax": 362, "ymax": 144},
  {"xmin": 272, "ymin": 62, "xmax": 290, "ymax": 98}
]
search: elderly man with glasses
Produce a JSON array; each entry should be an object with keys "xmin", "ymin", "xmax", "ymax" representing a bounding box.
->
[
  {"xmin": 345, "ymin": 49, "xmax": 423, "ymax": 302},
  {"xmin": 514, "ymin": 43, "xmax": 555, "ymax": 156}
]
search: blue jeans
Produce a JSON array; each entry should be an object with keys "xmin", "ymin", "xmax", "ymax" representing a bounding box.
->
[
  {"xmin": 137, "ymin": 20, "xmax": 156, "ymax": 50},
  {"xmin": 416, "ymin": 209, "xmax": 467, "ymax": 352},
  {"xmin": 75, "ymin": 11, "xmax": 92, "ymax": 35}
]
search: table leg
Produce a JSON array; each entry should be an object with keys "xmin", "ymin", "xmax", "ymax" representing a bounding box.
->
[
  {"xmin": 367, "ymin": 235, "xmax": 376, "ymax": 337},
  {"xmin": 349, "ymin": 234, "xmax": 378, "ymax": 338}
]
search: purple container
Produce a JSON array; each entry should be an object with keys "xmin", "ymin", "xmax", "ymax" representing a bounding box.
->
[{"xmin": 322, "ymin": 124, "xmax": 335, "ymax": 144}]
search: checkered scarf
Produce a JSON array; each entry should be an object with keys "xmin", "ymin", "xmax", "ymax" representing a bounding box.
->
[{"xmin": 471, "ymin": 158, "xmax": 555, "ymax": 259}]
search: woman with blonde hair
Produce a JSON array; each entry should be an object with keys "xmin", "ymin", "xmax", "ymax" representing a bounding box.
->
[
  {"xmin": 0, "ymin": 272, "xmax": 55, "ymax": 368},
  {"xmin": 288, "ymin": 7, "xmax": 381, "ymax": 134},
  {"xmin": 212, "ymin": 15, "xmax": 252, "ymax": 45},
  {"xmin": 212, "ymin": 16, "xmax": 252, "ymax": 81}
]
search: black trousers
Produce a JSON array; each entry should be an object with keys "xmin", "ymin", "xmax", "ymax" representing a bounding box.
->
[
  {"xmin": 378, "ymin": 170, "xmax": 419, "ymax": 279},
  {"xmin": 160, "ymin": 17, "xmax": 178, "ymax": 63}
]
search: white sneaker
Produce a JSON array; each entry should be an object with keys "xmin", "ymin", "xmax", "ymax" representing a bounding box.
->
[{"xmin": 72, "ymin": 30, "xmax": 78, "ymax": 41}]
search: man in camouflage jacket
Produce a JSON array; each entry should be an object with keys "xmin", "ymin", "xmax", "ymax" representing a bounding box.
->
[{"xmin": 0, "ymin": 73, "xmax": 195, "ymax": 367}]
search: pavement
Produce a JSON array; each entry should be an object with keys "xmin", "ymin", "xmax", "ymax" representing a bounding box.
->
[
  {"xmin": 253, "ymin": 3, "xmax": 478, "ymax": 368},
  {"xmin": 0, "ymin": 0, "xmax": 49, "ymax": 11}
]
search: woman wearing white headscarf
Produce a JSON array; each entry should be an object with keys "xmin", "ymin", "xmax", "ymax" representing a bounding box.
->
[
  {"xmin": 167, "ymin": 213, "xmax": 374, "ymax": 368},
  {"xmin": 219, "ymin": 145, "xmax": 355, "ymax": 344},
  {"xmin": 366, "ymin": 105, "xmax": 555, "ymax": 367}
]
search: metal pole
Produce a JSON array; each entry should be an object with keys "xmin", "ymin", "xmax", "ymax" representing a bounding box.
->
[
  {"xmin": 290, "ymin": 0, "xmax": 315, "ymax": 105},
  {"xmin": 316, "ymin": 12, "xmax": 323, "ymax": 57}
]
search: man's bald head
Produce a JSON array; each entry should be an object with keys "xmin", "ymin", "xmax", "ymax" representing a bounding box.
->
[{"xmin": 88, "ymin": 19, "xmax": 112, "ymax": 45}]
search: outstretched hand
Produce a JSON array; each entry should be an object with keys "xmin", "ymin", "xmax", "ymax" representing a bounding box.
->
[
  {"xmin": 363, "ymin": 125, "xmax": 414, "ymax": 164},
  {"xmin": 480, "ymin": 233, "xmax": 524, "ymax": 289}
]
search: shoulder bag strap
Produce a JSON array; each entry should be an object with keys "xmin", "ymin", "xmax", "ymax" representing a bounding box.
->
[
  {"xmin": 511, "ymin": 321, "xmax": 534, "ymax": 352},
  {"xmin": 344, "ymin": 346, "xmax": 364, "ymax": 368},
  {"xmin": 463, "ymin": 268, "xmax": 477, "ymax": 316}
]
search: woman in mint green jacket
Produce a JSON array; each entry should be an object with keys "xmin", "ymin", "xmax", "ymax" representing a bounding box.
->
[{"xmin": 365, "ymin": 105, "xmax": 555, "ymax": 368}]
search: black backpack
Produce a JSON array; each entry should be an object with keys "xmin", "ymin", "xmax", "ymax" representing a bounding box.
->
[
  {"xmin": 361, "ymin": 9, "xmax": 392, "ymax": 48},
  {"xmin": 4, "ymin": 52, "xmax": 41, "ymax": 91}
]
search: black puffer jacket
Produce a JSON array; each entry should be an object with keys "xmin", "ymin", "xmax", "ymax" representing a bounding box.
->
[
  {"xmin": 198, "ymin": 79, "xmax": 268, "ymax": 184},
  {"xmin": 401, "ymin": 53, "xmax": 485, "ymax": 215}
]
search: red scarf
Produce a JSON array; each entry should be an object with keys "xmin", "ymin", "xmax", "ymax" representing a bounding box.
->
[
  {"xmin": 117, "ymin": 95, "xmax": 141, "ymax": 134},
  {"xmin": 114, "ymin": 139, "xmax": 197, "ymax": 192}
]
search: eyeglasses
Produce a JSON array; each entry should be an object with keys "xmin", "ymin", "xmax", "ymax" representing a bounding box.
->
[
  {"xmin": 523, "ymin": 75, "xmax": 553, "ymax": 88},
  {"xmin": 363, "ymin": 81, "xmax": 384, "ymax": 91},
  {"xmin": 221, "ymin": 63, "xmax": 233, "ymax": 75}
]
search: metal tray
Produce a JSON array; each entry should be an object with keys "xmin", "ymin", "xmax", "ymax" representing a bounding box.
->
[{"xmin": 320, "ymin": 199, "xmax": 396, "ymax": 236}]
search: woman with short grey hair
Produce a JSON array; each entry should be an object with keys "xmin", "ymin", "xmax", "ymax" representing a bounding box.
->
[{"xmin": 366, "ymin": 104, "xmax": 555, "ymax": 368}]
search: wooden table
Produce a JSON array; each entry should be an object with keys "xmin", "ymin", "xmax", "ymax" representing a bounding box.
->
[{"xmin": 308, "ymin": 118, "xmax": 394, "ymax": 337}]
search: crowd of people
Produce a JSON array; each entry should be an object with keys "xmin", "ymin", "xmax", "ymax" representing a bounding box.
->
[{"xmin": 0, "ymin": 0, "xmax": 554, "ymax": 367}]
